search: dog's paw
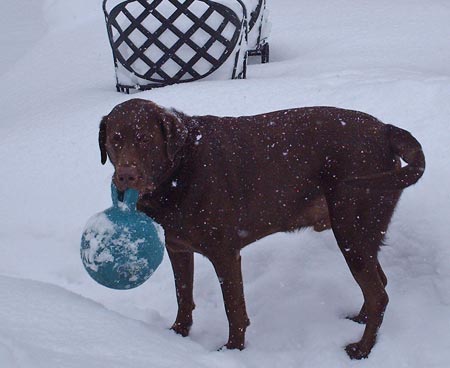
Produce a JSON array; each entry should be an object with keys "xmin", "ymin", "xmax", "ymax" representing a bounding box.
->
[
  {"xmin": 345, "ymin": 342, "xmax": 370, "ymax": 360},
  {"xmin": 225, "ymin": 341, "xmax": 245, "ymax": 350},
  {"xmin": 346, "ymin": 313, "xmax": 368, "ymax": 324},
  {"xmin": 217, "ymin": 340, "xmax": 245, "ymax": 351},
  {"xmin": 170, "ymin": 322, "xmax": 191, "ymax": 337}
]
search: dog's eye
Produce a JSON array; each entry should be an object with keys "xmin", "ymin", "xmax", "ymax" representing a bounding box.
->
[
  {"xmin": 112, "ymin": 133, "xmax": 123, "ymax": 142},
  {"xmin": 137, "ymin": 134, "xmax": 151, "ymax": 144},
  {"xmin": 111, "ymin": 133, "xmax": 123, "ymax": 148}
]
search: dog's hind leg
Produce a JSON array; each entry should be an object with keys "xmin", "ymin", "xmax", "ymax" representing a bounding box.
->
[
  {"xmin": 325, "ymin": 187, "xmax": 399, "ymax": 359},
  {"xmin": 348, "ymin": 261, "xmax": 387, "ymax": 324}
]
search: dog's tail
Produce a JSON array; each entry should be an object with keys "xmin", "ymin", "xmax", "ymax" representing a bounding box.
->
[{"xmin": 343, "ymin": 124, "xmax": 425, "ymax": 191}]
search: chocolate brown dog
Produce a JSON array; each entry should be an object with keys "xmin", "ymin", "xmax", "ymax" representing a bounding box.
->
[{"xmin": 99, "ymin": 99, "xmax": 425, "ymax": 359}]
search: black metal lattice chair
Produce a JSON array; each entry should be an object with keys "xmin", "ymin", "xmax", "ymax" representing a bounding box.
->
[
  {"xmin": 247, "ymin": 0, "xmax": 269, "ymax": 63},
  {"xmin": 103, "ymin": 0, "xmax": 251, "ymax": 92}
]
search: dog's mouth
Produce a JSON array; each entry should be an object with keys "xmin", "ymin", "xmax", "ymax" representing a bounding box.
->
[
  {"xmin": 136, "ymin": 183, "xmax": 158, "ymax": 203},
  {"xmin": 141, "ymin": 182, "xmax": 156, "ymax": 195}
]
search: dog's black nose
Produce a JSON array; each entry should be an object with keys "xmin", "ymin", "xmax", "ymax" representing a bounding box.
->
[{"xmin": 116, "ymin": 167, "xmax": 138, "ymax": 189}]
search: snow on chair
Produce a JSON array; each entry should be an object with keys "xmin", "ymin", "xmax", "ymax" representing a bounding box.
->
[
  {"xmin": 103, "ymin": 0, "xmax": 250, "ymax": 92},
  {"xmin": 246, "ymin": 0, "xmax": 270, "ymax": 63}
]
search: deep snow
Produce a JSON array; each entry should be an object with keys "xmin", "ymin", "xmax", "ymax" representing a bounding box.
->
[{"xmin": 1, "ymin": 0, "xmax": 449, "ymax": 367}]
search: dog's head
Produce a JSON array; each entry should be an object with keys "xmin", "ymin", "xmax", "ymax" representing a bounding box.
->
[{"xmin": 99, "ymin": 99, "xmax": 188, "ymax": 195}]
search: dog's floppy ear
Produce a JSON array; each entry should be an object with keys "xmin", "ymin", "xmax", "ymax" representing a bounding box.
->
[
  {"xmin": 99, "ymin": 116, "xmax": 108, "ymax": 165},
  {"xmin": 160, "ymin": 112, "xmax": 188, "ymax": 162}
]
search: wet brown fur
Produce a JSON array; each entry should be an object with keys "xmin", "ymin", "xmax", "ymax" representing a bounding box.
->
[{"xmin": 99, "ymin": 99, "xmax": 425, "ymax": 359}]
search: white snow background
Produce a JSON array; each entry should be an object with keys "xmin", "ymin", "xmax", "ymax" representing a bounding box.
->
[{"xmin": 1, "ymin": 0, "xmax": 449, "ymax": 367}]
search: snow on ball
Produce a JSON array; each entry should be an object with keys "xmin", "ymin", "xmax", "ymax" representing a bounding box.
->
[{"xmin": 81, "ymin": 184, "xmax": 164, "ymax": 290}]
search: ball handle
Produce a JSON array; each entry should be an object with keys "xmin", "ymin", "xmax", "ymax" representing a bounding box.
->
[{"xmin": 111, "ymin": 182, "xmax": 139, "ymax": 210}]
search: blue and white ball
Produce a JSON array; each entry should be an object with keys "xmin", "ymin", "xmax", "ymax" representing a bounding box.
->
[{"xmin": 81, "ymin": 185, "xmax": 164, "ymax": 290}]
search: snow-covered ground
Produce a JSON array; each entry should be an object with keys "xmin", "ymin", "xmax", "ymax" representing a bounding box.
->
[{"xmin": 1, "ymin": 0, "xmax": 449, "ymax": 367}]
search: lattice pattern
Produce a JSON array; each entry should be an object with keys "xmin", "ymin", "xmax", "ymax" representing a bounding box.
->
[
  {"xmin": 246, "ymin": 0, "xmax": 269, "ymax": 63},
  {"xmin": 104, "ymin": 0, "xmax": 247, "ymax": 91},
  {"xmin": 247, "ymin": 0, "xmax": 263, "ymax": 31}
]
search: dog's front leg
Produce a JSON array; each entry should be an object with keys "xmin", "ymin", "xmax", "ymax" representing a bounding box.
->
[
  {"xmin": 167, "ymin": 247, "xmax": 195, "ymax": 337},
  {"xmin": 211, "ymin": 250, "xmax": 250, "ymax": 350}
]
